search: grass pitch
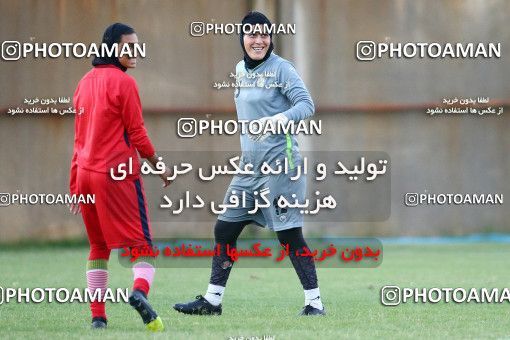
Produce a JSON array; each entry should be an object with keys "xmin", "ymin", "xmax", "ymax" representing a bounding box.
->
[{"xmin": 0, "ymin": 243, "xmax": 509, "ymax": 339}]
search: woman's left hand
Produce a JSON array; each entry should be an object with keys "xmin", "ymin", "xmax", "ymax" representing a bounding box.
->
[{"xmin": 249, "ymin": 113, "xmax": 289, "ymax": 142}]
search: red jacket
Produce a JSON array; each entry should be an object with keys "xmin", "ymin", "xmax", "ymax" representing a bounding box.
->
[{"xmin": 70, "ymin": 65, "xmax": 155, "ymax": 194}]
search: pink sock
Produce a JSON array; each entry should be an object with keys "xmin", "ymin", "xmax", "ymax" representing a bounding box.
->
[
  {"xmin": 132, "ymin": 262, "xmax": 155, "ymax": 296},
  {"xmin": 86, "ymin": 269, "xmax": 108, "ymax": 319}
]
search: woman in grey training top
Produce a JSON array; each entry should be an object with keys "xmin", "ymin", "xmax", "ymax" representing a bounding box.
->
[{"xmin": 174, "ymin": 11, "xmax": 325, "ymax": 316}]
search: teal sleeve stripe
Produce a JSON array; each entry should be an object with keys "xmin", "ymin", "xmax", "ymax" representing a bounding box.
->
[{"xmin": 285, "ymin": 133, "xmax": 295, "ymax": 170}]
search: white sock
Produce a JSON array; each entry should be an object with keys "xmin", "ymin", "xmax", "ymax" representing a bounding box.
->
[
  {"xmin": 304, "ymin": 287, "xmax": 324, "ymax": 310},
  {"xmin": 204, "ymin": 284, "xmax": 225, "ymax": 306}
]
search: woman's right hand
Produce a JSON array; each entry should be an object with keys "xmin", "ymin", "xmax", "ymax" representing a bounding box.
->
[{"xmin": 68, "ymin": 203, "xmax": 81, "ymax": 215}]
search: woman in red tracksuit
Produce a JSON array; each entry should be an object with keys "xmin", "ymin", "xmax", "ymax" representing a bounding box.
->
[{"xmin": 69, "ymin": 23, "xmax": 169, "ymax": 331}]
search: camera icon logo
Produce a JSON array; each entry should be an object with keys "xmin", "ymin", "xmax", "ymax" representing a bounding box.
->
[
  {"xmin": 356, "ymin": 41, "xmax": 376, "ymax": 61},
  {"xmin": 2, "ymin": 41, "xmax": 21, "ymax": 61},
  {"xmin": 381, "ymin": 285, "xmax": 401, "ymax": 306},
  {"xmin": 0, "ymin": 193, "xmax": 11, "ymax": 206},
  {"xmin": 404, "ymin": 193, "xmax": 419, "ymax": 207},
  {"xmin": 177, "ymin": 118, "xmax": 198, "ymax": 138},
  {"xmin": 190, "ymin": 22, "xmax": 205, "ymax": 37}
]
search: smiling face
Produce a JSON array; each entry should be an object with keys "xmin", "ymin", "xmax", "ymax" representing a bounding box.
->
[
  {"xmin": 118, "ymin": 33, "xmax": 138, "ymax": 69},
  {"xmin": 243, "ymin": 31, "xmax": 271, "ymax": 61}
]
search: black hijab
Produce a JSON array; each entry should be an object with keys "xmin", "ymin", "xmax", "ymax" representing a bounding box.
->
[
  {"xmin": 92, "ymin": 23, "xmax": 135, "ymax": 72},
  {"xmin": 240, "ymin": 11, "xmax": 274, "ymax": 70}
]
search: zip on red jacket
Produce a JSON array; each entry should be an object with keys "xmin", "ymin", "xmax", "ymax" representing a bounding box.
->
[{"xmin": 70, "ymin": 65, "xmax": 155, "ymax": 195}]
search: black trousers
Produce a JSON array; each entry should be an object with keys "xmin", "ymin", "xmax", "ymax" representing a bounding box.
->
[{"xmin": 209, "ymin": 220, "xmax": 318, "ymax": 290}]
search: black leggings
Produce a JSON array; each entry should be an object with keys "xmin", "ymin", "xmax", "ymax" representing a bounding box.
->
[{"xmin": 209, "ymin": 220, "xmax": 318, "ymax": 290}]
